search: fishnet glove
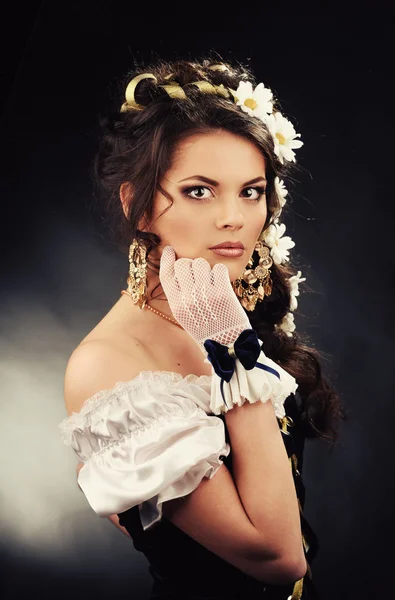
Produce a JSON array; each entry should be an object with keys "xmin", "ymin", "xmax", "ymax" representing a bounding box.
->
[
  {"xmin": 159, "ymin": 246, "xmax": 299, "ymax": 416},
  {"xmin": 159, "ymin": 246, "xmax": 252, "ymax": 352}
]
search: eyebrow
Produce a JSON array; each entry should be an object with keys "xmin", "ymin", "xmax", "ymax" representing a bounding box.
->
[{"xmin": 178, "ymin": 175, "xmax": 267, "ymax": 186}]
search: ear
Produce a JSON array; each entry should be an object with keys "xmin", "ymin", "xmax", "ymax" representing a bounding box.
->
[{"xmin": 120, "ymin": 181, "xmax": 149, "ymax": 232}]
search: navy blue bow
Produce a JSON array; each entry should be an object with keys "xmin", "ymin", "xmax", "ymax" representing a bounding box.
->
[
  {"xmin": 204, "ymin": 329, "xmax": 282, "ymax": 409},
  {"xmin": 204, "ymin": 329, "xmax": 262, "ymax": 383}
]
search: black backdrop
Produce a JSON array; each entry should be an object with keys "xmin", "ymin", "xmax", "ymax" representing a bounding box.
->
[{"xmin": 1, "ymin": 2, "xmax": 394, "ymax": 599}]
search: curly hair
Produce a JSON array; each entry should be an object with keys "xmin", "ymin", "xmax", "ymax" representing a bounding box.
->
[{"xmin": 92, "ymin": 54, "xmax": 349, "ymax": 446}]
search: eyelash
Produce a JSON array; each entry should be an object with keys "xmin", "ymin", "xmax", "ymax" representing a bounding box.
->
[{"xmin": 182, "ymin": 185, "xmax": 267, "ymax": 202}]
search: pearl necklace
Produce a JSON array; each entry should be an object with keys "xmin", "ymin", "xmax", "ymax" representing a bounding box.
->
[{"xmin": 121, "ymin": 290, "xmax": 183, "ymax": 329}]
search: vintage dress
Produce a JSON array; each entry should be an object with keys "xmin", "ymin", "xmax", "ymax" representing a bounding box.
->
[{"xmin": 59, "ymin": 346, "xmax": 321, "ymax": 600}]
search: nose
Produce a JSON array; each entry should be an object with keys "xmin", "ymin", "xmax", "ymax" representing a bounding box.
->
[{"xmin": 215, "ymin": 197, "xmax": 244, "ymax": 230}]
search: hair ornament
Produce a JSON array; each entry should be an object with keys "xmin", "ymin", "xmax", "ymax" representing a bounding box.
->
[
  {"xmin": 159, "ymin": 83, "xmax": 187, "ymax": 100},
  {"xmin": 120, "ymin": 73, "xmax": 158, "ymax": 111},
  {"xmin": 187, "ymin": 80, "xmax": 231, "ymax": 98},
  {"xmin": 120, "ymin": 72, "xmax": 303, "ymax": 166},
  {"xmin": 228, "ymin": 80, "xmax": 304, "ymax": 165},
  {"xmin": 121, "ymin": 72, "xmax": 190, "ymax": 111}
]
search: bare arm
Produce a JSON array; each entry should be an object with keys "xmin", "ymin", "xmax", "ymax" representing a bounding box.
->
[{"xmin": 224, "ymin": 398, "xmax": 307, "ymax": 576}]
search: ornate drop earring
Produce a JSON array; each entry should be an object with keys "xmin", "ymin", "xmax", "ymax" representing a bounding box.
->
[
  {"xmin": 121, "ymin": 239, "xmax": 183, "ymax": 328},
  {"xmin": 232, "ymin": 233, "xmax": 273, "ymax": 311},
  {"xmin": 124, "ymin": 238, "xmax": 149, "ymax": 309}
]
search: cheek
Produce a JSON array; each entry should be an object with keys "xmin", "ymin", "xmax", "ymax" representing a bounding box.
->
[
  {"xmin": 152, "ymin": 193, "xmax": 188, "ymax": 230},
  {"xmin": 168, "ymin": 205, "xmax": 196, "ymax": 231},
  {"xmin": 252, "ymin": 206, "xmax": 268, "ymax": 234},
  {"xmin": 155, "ymin": 204, "xmax": 197, "ymax": 245},
  {"xmin": 259, "ymin": 203, "xmax": 269, "ymax": 228}
]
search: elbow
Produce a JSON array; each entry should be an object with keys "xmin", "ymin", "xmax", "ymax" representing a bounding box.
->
[
  {"xmin": 256, "ymin": 553, "xmax": 307, "ymax": 586},
  {"xmin": 275, "ymin": 554, "xmax": 308, "ymax": 585},
  {"xmin": 262, "ymin": 534, "xmax": 308, "ymax": 585}
]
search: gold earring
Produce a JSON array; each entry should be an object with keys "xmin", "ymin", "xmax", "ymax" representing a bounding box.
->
[
  {"xmin": 125, "ymin": 238, "xmax": 148, "ymax": 309},
  {"xmin": 232, "ymin": 236, "xmax": 273, "ymax": 311}
]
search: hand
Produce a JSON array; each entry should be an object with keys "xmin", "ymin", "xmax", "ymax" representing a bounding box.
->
[{"xmin": 159, "ymin": 245, "xmax": 252, "ymax": 348}]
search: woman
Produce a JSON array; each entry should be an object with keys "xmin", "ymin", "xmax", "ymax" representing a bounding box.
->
[{"xmin": 59, "ymin": 57, "xmax": 347, "ymax": 599}]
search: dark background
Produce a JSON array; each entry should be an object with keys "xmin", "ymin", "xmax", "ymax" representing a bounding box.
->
[{"xmin": 1, "ymin": 2, "xmax": 394, "ymax": 599}]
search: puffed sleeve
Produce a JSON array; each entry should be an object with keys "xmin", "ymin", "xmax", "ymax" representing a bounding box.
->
[{"xmin": 58, "ymin": 372, "xmax": 230, "ymax": 531}]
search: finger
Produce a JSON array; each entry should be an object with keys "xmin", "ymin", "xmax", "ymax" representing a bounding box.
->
[
  {"xmin": 159, "ymin": 245, "xmax": 176, "ymax": 288},
  {"xmin": 212, "ymin": 262, "xmax": 246, "ymax": 316},
  {"xmin": 212, "ymin": 262, "xmax": 232, "ymax": 288},
  {"xmin": 191, "ymin": 257, "xmax": 212, "ymax": 283},
  {"xmin": 174, "ymin": 257, "xmax": 195, "ymax": 293},
  {"xmin": 192, "ymin": 258, "xmax": 216, "ymax": 322}
]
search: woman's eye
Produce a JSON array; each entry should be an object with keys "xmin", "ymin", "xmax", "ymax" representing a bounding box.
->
[
  {"xmin": 242, "ymin": 186, "xmax": 266, "ymax": 201},
  {"xmin": 184, "ymin": 186, "xmax": 212, "ymax": 200},
  {"xmin": 182, "ymin": 185, "xmax": 266, "ymax": 202}
]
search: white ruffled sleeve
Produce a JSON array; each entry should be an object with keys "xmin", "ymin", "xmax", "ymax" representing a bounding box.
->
[
  {"xmin": 204, "ymin": 335, "xmax": 299, "ymax": 418},
  {"xmin": 58, "ymin": 372, "xmax": 230, "ymax": 531}
]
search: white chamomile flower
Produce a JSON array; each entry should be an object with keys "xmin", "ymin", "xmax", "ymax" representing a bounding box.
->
[
  {"xmin": 265, "ymin": 111, "xmax": 304, "ymax": 164},
  {"xmin": 288, "ymin": 270, "xmax": 306, "ymax": 311},
  {"xmin": 262, "ymin": 221, "xmax": 295, "ymax": 265},
  {"xmin": 232, "ymin": 81, "xmax": 274, "ymax": 118},
  {"xmin": 290, "ymin": 294, "xmax": 298, "ymax": 312},
  {"xmin": 274, "ymin": 177, "xmax": 288, "ymax": 208},
  {"xmin": 275, "ymin": 312, "xmax": 296, "ymax": 337}
]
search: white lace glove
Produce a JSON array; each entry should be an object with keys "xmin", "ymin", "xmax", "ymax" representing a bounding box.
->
[
  {"xmin": 159, "ymin": 246, "xmax": 298, "ymax": 415},
  {"xmin": 159, "ymin": 245, "xmax": 252, "ymax": 350}
]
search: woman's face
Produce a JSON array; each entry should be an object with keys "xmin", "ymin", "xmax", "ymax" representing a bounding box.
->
[{"xmin": 150, "ymin": 129, "xmax": 268, "ymax": 283}]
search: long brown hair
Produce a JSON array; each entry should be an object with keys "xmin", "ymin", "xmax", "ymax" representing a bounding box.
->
[{"xmin": 92, "ymin": 56, "xmax": 349, "ymax": 446}]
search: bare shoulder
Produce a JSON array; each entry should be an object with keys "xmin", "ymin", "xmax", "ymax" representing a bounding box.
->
[{"xmin": 63, "ymin": 334, "xmax": 151, "ymax": 417}]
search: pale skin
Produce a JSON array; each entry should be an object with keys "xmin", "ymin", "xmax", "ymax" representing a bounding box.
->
[{"xmin": 70, "ymin": 129, "xmax": 306, "ymax": 582}]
